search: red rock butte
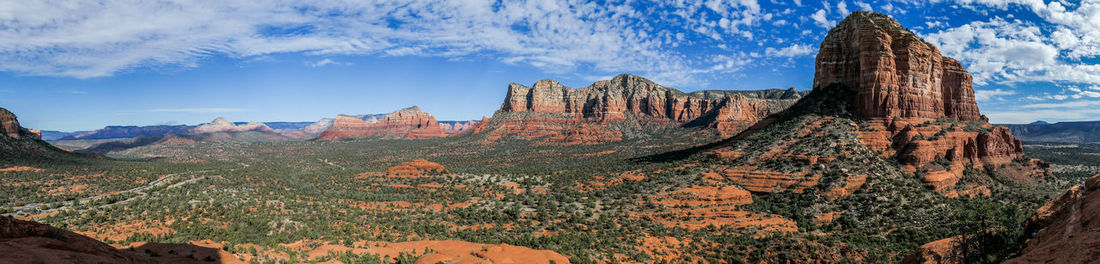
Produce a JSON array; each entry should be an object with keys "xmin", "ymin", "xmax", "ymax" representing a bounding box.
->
[
  {"xmin": 815, "ymin": 11, "xmax": 981, "ymax": 122},
  {"xmin": 813, "ymin": 11, "xmax": 1042, "ymax": 191},
  {"xmin": 1, "ymin": 107, "xmax": 37, "ymax": 140},
  {"xmin": 318, "ymin": 106, "xmax": 449, "ymax": 140},
  {"xmin": 477, "ymin": 74, "xmax": 803, "ymax": 144}
]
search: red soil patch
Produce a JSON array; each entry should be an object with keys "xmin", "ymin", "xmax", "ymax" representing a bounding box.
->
[
  {"xmin": 47, "ymin": 184, "xmax": 88, "ymax": 196},
  {"xmin": 0, "ymin": 166, "xmax": 43, "ymax": 173},
  {"xmin": 813, "ymin": 211, "xmax": 843, "ymax": 226},
  {"xmin": 78, "ymin": 220, "xmax": 176, "ymax": 242},
  {"xmin": 649, "ymin": 208, "xmax": 798, "ymax": 234},
  {"xmin": 654, "ymin": 186, "xmax": 753, "ymax": 207},
  {"xmin": 126, "ymin": 240, "xmax": 245, "ymax": 264},
  {"xmin": 305, "ymin": 240, "xmax": 570, "ymax": 264}
]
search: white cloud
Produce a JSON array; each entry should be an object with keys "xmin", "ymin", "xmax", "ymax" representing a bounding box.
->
[
  {"xmin": 0, "ymin": 0, "xmax": 768, "ymax": 86},
  {"xmin": 925, "ymin": 18, "xmax": 1100, "ymax": 86},
  {"xmin": 306, "ymin": 58, "xmax": 349, "ymax": 67},
  {"xmin": 985, "ymin": 108, "xmax": 1100, "ymax": 124},
  {"xmin": 811, "ymin": 9, "xmax": 835, "ymax": 28},
  {"xmin": 143, "ymin": 108, "xmax": 251, "ymax": 113},
  {"xmin": 837, "ymin": 1, "xmax": 849, "ymax": 14},
  {"xmin": 765, "ymin": 44, "xmax": 815, "ymax": 57},
  {"xmin": 854, "ymin": 1, "xmax": 873, "ymax": 11},
  {"xmin": 925, "ymin": 0, "xmax": 1100, "ymax": 87},
  {"xmin": 1022, "ymin": 100, "xmax": 1100, "ymax": 109},
  {"xmin": 974, "ymin": 88, "xmax": 1015, "ymax": 102}
]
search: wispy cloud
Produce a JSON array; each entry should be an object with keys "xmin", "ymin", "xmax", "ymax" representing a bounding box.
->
[
  {"xmin": 924, "ymin": 1, "xmax": 1100, "ymax": 86},
  {"xmin": 974, "ymin": 88, "xmax": 1015, "ymax": 102},
  {"xmin": 306, "ymin": 58, "xmax": 349, "ymax": 68},
  {"xmin": 0, "ymin": 0, "xmax": 775, "ymax": 86},
  {"xmin": 142, "ymin": 108, "xmax": 251, "ymax": 113},
  {"xmin": 765, "ymin": 44, "xmax": 815, "ymax": 57}
]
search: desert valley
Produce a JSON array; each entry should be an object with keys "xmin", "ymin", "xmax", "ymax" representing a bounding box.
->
[{"xmin": 4, "ymin": 6, "xmax": 1100, "ymax": 264}]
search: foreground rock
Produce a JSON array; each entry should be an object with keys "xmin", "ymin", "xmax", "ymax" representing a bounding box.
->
[
  {"xmin": 475, "ymin": 74, "xmax": 803, "ymax": 144},
  {"xmin": 1006, "ymin": 174, "xmax": 1100, "ymax": 263},
  {"xmin": 0, "ymin": 216, "xmax": 246, "ymax": 264}
]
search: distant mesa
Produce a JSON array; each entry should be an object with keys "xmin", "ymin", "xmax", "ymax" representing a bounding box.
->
[
  {"xmin": 59, "ymin": 125, "xmax": 194, "ymax": 141},
  {"xmin": 1002, "ymin": 120, "xmax": 1100, "ymax": 144},
  {"xmin": 475, "ymin": 73, "xmax": 804, "ymax": 145},
  {"xmin": 317, "ymin": 106, "xmax": 481, "ymax": 141},
  {"xmin": 190, "ymin": 117, "xmax": 276, "ymax": 134}
]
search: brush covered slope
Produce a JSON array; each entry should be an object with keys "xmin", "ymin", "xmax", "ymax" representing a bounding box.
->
[
  {"xmin": 623, "ymin": 11, "xmax": 1054, "ymax": 262},
  {"xmin": 473, "ymin": 74, "xmax": 803, "ymax": 145}
]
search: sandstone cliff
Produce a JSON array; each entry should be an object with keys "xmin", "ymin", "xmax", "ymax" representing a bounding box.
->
[
  {"xmin": 318, "ymin": 106, "xmax": 448, "ymax": 140},
  {"xmin": 479, "ymin": 74, "xmax": 802, "ymax": 144},
  {"xmin": 1, "ymin": 107, "xmax": 88, "ymax": 162},
  {"xmin": 813, "ymin": 11, "xmax": 1041, "ymax": 193},
  {"xmin": 1006, "ymin": 173, "xmax": 1100, "ymax": 264}
]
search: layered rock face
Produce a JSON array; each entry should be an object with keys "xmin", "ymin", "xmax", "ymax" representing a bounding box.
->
[
  {"xmin": 815, "ymin": 11, "xmax": 981, "ymax": 122},
  {"xmin": 1, "ymin": 107, "xmax": 26, "ymax": 139},
  {"xmin": 318, "ymin": 106, "xmax": 448, "ymax": 140},
  {"xmin": 1006, "ymin": 174, "xmax": 1100, "ymax": 263},
  {"xmin": 482, "ymin": 74, "xmax": 801, "ymax": 144},
  {"xmin": 815, "ymin": 11, "xmax": 1036, "ymax": 191}
]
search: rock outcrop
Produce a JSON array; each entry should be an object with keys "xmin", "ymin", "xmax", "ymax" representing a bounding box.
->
[
  {"xmin": 318, "ymin": 106, "xmax": 448, "ymax": 140},
  {"xmin": 815, "ymin": 11, "xmax": 981, "ymax": 122},
  {"xmin": 0, "ymin": 216, "xmax": 152, "ymax": 263},
  {"xmin": 1006, "ymin": 174, "xmax": 1100, "ymax": 264},
  {"xmin": 0, "ymin": 216, "xmax": 248, "ymax": 263},
  {"xmin": 190, "ymin": 117, "xmax": 276, "ymax": 134},
  {"xmin": 1, "ymin": 108, "xmax": 25, "ymax": 139},
  {"xmin": 1, "ymin": 107, "xmax": 86, "ymax": 162},
  {"xmin": 814, "ymin": 11, "xmax": 1040, "ymax": 192},
  {"xmin": 479, "ymin": 74, "xmax": 803, "ymax": 144}
]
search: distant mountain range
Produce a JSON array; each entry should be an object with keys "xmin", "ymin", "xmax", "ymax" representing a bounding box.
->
[{"xmin": 1001, "ymin": 121, "xmax": 1100, "ymax": 144}]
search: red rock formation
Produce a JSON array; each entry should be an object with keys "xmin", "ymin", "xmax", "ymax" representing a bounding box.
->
[
  {"xmin": 483, "ymin": 74, "xmax": 801, "ymax": 144},
  {"xmin": 1006, "ymin": 174, "xmax": 1100, "ymax": 264},
  {"xmin": 0, "ymin": 215, "xmax": 243, "ymax": 263},
  {"xmin": 902, "ymin": 237, "xmax": 961, "ymax": 264},
  {"xmin": 0, "ymin": 107, "xmax": 34, "ymax": 140},
  {"xmin": 318, "ymin": 106, "xmax": 447, "ymax": 140},
  {"xmin": 815, "ymin": 11, "xmax": 1039, "ymax": 192},
  {"xmin": 815, "ymin": 11, "xmax": 981, "ymax": 122}
]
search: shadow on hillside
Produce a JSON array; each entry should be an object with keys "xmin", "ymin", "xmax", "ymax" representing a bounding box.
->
[{"xmin": 131, "ymin": 242, "xmax": 237, "ymax": 263}]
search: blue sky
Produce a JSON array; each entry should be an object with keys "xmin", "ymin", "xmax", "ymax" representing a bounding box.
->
[{"xmin": 0, "ymin": 0, "xmax": 1098, "ymax": 131}]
